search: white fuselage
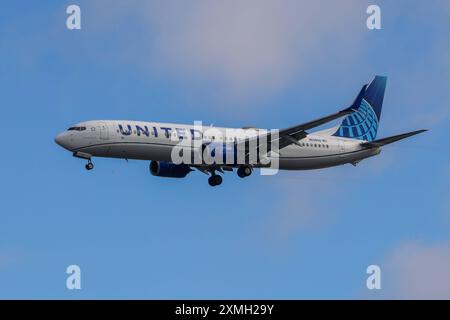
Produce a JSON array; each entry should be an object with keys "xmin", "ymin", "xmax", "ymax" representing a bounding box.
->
[{"xmin": 55, "ymin": 120, "xmax": 381, "ymax": 170}]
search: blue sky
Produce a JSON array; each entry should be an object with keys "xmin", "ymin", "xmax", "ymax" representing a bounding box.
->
[{"xmin": 1, "ymin": 0, "xmax": 450, "ymax": 299}]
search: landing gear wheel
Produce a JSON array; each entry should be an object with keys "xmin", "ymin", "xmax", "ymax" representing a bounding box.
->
[
  {"xmin": 213, "ymin": 175, "xmax": 222, "ymax": 186},
  {"xmin": 85, "ymin": 161, "xmax": 94, "ymax": 171},
  {"xmin": 237, "ymin": 166, "xmax": 252, "ymax": 178},
  {"xmin": 208, "ymin": 174, "xmax": 223, "ymax": 186}
]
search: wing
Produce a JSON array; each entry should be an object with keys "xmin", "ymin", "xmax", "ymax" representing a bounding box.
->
[
  {"xmin": 239, "ymin": 84, "xmax": 368, "ymax": 153},
  {"xmin": 274, "ymin": 106, "xmax": 356, "ymax": 149},
  {"xmin": 235, "ymin": 105, "xmax": 356, "ymax": 154}
]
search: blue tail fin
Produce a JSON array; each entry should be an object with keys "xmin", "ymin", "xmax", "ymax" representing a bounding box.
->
[{"xmin": 332, "ymin": 76, "xmax": 387, "ymax": 141}]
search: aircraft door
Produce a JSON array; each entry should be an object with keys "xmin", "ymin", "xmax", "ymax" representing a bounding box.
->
[
  {"xmin": 338, "ymin": 140, "xmax": 346, "ymax": 154},
  {"xmin": 98, "ymin": 122, "xmax": 109, "ymax": 140}
]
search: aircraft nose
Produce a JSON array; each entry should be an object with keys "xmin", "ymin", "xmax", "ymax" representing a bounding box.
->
[{"xmin": 55, "ymin": 132, "xmax": 69, "ymax": 149}]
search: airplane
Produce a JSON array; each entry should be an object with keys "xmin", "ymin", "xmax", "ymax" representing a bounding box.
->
[{"xmin": 55, "ymin": 76, "xmax": 426, "ymax": 187}]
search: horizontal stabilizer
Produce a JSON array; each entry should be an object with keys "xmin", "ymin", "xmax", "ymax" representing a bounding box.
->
[{"xmin": 361, "ymin": 129, "xmax": 427, "ymax": 147}]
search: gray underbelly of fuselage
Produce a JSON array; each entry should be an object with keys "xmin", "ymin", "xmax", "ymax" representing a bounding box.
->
[
  {"xmin": 78, "ymin": 142, "xmax": 174, "ymax": 161},
  {"xmin": 79, "ymin": 142, "xmax": 381, "ymax": 170},
  {"xmin": 277, "ymin": 148, "xmax": 380, "ymax": 170}
]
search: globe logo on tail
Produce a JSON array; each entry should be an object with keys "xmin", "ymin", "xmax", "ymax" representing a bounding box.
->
[{"xmin": 333, "ymin": 98, "xmax": 379, "ymax": 142}]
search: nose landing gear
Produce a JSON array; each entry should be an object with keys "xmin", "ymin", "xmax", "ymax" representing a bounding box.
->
[
  {"xmin": 85, "ymin": 160, "xmax": 94, "ymax": 171},
  {"xmin": 73, "ymin": 152, "xmax": 94, "ymax": 171}
]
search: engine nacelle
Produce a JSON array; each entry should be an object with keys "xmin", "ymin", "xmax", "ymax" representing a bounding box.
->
[{"xmin": 149, "ymin": 161, "xmax": 192, "ymax": 178}]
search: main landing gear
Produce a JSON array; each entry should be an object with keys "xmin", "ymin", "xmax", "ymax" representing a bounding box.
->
[
  {"xmin": 237, "ymin": 166, "xmax": 252, "ymax": 178},
  {"xmin": 208, "ymin": 174, "xmax": 223, "ymax": 187},
  {"xmin": 207, "ymin": 165, "xmax": 252, "ymax": 187}
]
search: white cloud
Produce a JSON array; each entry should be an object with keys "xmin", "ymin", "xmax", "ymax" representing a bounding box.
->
[
  {"xmin": 141, "ymin": 0, "xmax": 365, "ymax": 102},
  {"xmin": 68, "ymin": 0, "xmax": 366, "ymax": 110},
  {"xmin": 383, "ymin": 241, "xmax": 450, "ymax": 299}
]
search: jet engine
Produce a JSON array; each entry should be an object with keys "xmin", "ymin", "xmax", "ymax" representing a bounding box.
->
[{"xmin": 149, "ymin": 161, "xmax": 192, "ymax": 178}]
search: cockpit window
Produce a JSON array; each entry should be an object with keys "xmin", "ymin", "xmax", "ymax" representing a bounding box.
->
[{"xmin": 67, "ymin": 126, "xmax": 86, "ymax": 131}]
